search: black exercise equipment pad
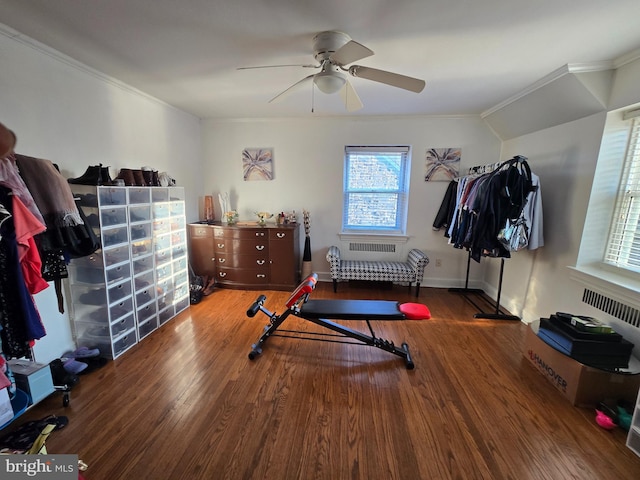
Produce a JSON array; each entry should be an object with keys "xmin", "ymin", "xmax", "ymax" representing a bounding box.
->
[{"xmin": 300, "ymin": 300, "xmax": 405, "ymax": 320}]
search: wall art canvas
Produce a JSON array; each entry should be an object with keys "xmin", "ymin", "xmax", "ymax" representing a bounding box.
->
[
  {"xmin": 425, "ymin": 147, "xmax": 461, "ymax": 181},
  {"xmin": 243, "ymin": 148, "xmax": 274, "ymax": 181}
]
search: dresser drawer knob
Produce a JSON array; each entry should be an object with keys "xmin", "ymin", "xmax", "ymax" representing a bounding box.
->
[
  {"xmin": 256, "ymin": 245, "xmax": 265, "ymax": 251},
  {"xmin": 256, "ymin": 232, "xmax": 265, "ymax": 237},
  {"xmin": 218, "ymin": 258, "xmax": 225, "ymax": 263},
  {"xmin": 277, "ymin": 232, "xmax": 286, "ymax": 238},
  {"xmin": 217, "ymin": 243, "xmax": 225, "ymax": 248},
  {"xmin": 219, "ymin": 272, "xmax": 227, "ymax": 278},
  {"xmin": 256, "ymin": 274, "xmax": 266, "ymax": 278},
  {"xmin": 256, "ymin": 260, "xmax": 265, "ymax": 265}
]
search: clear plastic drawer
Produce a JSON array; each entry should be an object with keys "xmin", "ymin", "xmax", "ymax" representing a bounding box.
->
[
  {"xmin": 104, "ymin": 245, "xmax": 130, "ymax": 267},
  {"xmin": 72, "ymin": 265, "xmax": 105, "ymax": 285},
  {"xmin": 101, "ymin": 226, "xmax": 128, "ymax": 248},
  {"xmin": 109, "ymin": 297, "xmax": 134, "ymax": 321},
  {"xmin": 153, "ymin": 219, "xmax": 171, "ymax": 235},
  {"xmin": 112, "ymin": 331, "xmax": 137, "ymax": 358},
  {"xmin": 132, "ymin": 254, "xmax": 154, "ymax": 275},
  {"xmin": 155, "ymin": 248, "xmax": 172, "ymax": 268},
  {"xmin": 152, "ymin": 203, "xmax": 170, "ymax": 219},
  {"xmin": 129, "ymin": 204, "xmax": 151, "ymax": 223},
  {"xmin": 131, "ymin": 238, "xmax": 152, "ymax": 258},
  {"xmin": 135, "ymin": 287, "xmax": 155, "ymax": 308},
  {"xmin": 154, "ymin": 233, "xmax": 171, "ymax": 251},
  {"xmin": 174, "ymin": 296, "xmax": 189, "ymax": 314},
  {"xmin": 130, "ymin": 223, "xmax": 151, "ymax": 241},
  {"xmin": 156, "ymin": 264, "xmax": 172, "ymax": 283},
  {"xmin": 100, "ymin": 207, "xmax": 127, "ymax": 227},
  {"xmin": 138, "ymin": 318, "xmax": 158, "ymax": 339},
  {"xmin": 107, "ymin": 280, "xmax": 132, "ymax": 305},
  {"xmin": 158, "ymin": 306, "xmax": 175, "ymax": 326},
  {"xmin": 170, "ymin": 201, "xmax": 185, "ymax": 217},
  {"xmin": 134, "ymin": 270, "xmax": 154, "ymax": 292},
  {"xmin": 151, "ymin": 188, "xmax": 169, "ymax": 202},
  {"xmin": 173, "ymin": 256, "xmax": 187, "ymax": 274},
  {"xmin": 110, "ymin": 313, "xmax": 135, "ymax": 337},
  {"xmin": 98, "ymin": 187, "xmax": 127, "ymax": 206},
  {"xmin": 105, "ymin": 262, "xmax": 131, "ymax": 285},
  {"xmin": 128, "ymin": 188, "xmax": 151, "ymax": 205},
  {"xmin": 137, "ymin": 301, "xmax": 157, "ymax": 323}
]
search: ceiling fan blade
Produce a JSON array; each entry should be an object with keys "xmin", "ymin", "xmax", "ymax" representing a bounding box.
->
[
  {"xmin": 348, "ymin": 65, "xmax": 425, "ymax": 93},
  {"xmin": 268, "ymin": 74, "xmax": 314, "ymax": 103},
  {"xmin": 330, "ymin": 40, "xmax": 374, "ymax": 66},
  {"xmin": 237, "ymin": 64, "xmax": 318, "ymax": 70},
  {"xmin": 340, "ymin": 80, "xmax": 363, "ymax": 112}
]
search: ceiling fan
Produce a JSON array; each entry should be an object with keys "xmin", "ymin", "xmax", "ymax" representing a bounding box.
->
[{"xmin": 238, "ymin": 31, "xmax": 426, "ymax": 112}]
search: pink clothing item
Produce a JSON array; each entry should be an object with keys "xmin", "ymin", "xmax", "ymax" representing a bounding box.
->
[
  {"xmin": 12, "ymin": 195, "xmax": 49, "ymax": 294},
  {"xmin": 0, "ymin": 155, "xmax": 45, "ymax": 225}
]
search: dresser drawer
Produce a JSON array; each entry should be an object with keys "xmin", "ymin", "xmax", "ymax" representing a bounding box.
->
[
  {"xmin": 214, "ymin": 238, "xmax": 268, "ymax": 255},
  {"xmin": 216, "ymin": 267, "xmax": 269, "ymax": 284},
  {"xmin": 216, "ymin": 253, "xmax": 268, "ymax": 269}
]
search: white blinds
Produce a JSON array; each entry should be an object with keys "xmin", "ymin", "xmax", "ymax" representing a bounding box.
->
[{"xmin": 604, "ymin": 117, "xmax": 640, "ymax": 271}]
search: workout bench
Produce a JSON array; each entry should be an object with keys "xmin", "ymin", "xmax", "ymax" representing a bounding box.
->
[{"xmin": 246, "ymin": 274, "xmax": 431, "ymax": 369}]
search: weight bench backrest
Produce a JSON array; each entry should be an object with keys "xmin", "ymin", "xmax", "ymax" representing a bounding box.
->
[{"xmin": 285, "ymin": 273, "xmax": 318, "ymax": 308}]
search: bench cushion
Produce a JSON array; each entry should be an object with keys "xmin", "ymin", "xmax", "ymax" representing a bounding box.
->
[{"xmin": 340, "ymin": 260, "xmax": 416, "ymax": 282}]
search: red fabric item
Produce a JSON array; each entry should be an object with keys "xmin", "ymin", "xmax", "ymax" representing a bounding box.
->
[
  {"xmin": 12, "ymin": 195, "xmax": 49, "ymax": 294},
  {"xmin": 399, "ymin": 302, "xmax": 431, "ymax": 320}
]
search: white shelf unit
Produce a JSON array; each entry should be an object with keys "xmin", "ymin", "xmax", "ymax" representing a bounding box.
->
[
  {"xmin": 627, "ymin": 388, "xmax": 640, "ymax": 457},
  {"xmin": 67, "ymin": 185, "xmax": 189, "ymax": 359}
]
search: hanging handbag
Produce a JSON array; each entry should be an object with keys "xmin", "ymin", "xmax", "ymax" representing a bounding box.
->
[{"xmin": 497, "ymin": 216, "xmax": 529, "ymax": 252}]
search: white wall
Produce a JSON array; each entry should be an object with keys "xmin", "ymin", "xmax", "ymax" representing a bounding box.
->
[
  {"xmin": 496, "ymin": 55, "xmax": 640, "ymax": 351},
  {"xmin": 202, "ymin": 115, "xmax": 501, "ymax": 285},
  {"xmin": 0, "ymin": 27, "xmax": 203, "ymax": 362},
  {"xmin": 498, "ymin": 113, "xmax": 606, "ymax": 320}
]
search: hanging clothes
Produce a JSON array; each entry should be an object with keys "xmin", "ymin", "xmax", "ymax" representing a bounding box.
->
[
  {"xmin": 0, "ymin": 186, "xmax": 46, "ymax": 358},
  {"xmin": 433, "ymin": 156, "xmax": 544, "ymax": 262}
]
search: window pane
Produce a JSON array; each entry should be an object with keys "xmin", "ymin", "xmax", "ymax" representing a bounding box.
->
[
  {"xmin": 346, "ymin": 193, "xmax": 399, "ymax": 228},
  {"xmin": 347, "ymin": 155, "xmax": 402, "ymax": 191}
]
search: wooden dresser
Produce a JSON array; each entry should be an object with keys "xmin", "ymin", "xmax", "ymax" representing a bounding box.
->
[{"xmin": 187, "ymin": 222, "xmax": 300, "ymax": 290}]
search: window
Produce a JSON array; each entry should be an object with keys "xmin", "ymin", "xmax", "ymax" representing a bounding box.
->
[
  {"xmin": 604, "ymin": 115, "xmax": 640, "ymax": 272},
  {"xmin": 342, "ymin": 146, "xmax": 410, "ymax": 235}
]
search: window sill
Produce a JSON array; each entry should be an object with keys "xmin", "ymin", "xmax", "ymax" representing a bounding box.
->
[
  {"xmin": 338, "ymin": 233, "xmax": 409, "ymax": 244},
  {"xmin": 567, "ymin": 264, "xmax": 640, "ymax": 309}
]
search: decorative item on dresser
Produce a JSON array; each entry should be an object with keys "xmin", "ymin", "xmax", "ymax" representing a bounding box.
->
[{"xmin": 187, "ymin": 222, "xmax": 300, "ymax": 290}]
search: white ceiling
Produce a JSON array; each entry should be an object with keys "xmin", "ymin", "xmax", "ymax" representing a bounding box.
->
[{"xmin": 1, "ymin": 0, "xmax": 640, "ymax": 119}]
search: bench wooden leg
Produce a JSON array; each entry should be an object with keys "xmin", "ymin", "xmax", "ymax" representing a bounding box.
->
[
  {"xmin": 415, "ymin": 282, "xmax": 420, "ymax": 297},
  {"xmin": 332, "ymin": 279, "xmax": 337, "ymax": 293}
]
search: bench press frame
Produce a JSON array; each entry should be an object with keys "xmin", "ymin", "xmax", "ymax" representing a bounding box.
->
[{"xmin": 246, "ymin": 274, "xmax": 416, "ymax": 369}]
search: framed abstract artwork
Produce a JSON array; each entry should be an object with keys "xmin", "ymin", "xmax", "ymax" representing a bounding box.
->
[
  {"xmin": 242, "ymin": 148, "xmax": 274, "ymax": 181},
  {"xmin": 425, "ymin": 147, "xmax": 461, "ymax": 181}
]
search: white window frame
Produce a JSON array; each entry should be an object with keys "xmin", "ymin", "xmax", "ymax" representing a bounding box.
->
[
  {"xmin": 341, "ymin": 145, "xmax": 411, "ymax": 236},
  {"xmin": 604, "ymin": 115, "xmax": 640, "ymax": 273}
]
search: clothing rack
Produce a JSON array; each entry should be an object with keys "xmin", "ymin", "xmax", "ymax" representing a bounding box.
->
[
  {"xmin": 448, "ymin": 155, "xmax": 528, "ymax": 321},
  {"xmin": 449, "ymin": 251, "xmax": 519, "ymax": 321}
]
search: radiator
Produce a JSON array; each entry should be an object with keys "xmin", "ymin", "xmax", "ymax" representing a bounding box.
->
[
  {"xmin": 582, "ymin": 288, "xmax": 640, "ymax": 328},
  {"xmin": 349, "ymin": 242, "xmax": 396, "ymax": 253}
]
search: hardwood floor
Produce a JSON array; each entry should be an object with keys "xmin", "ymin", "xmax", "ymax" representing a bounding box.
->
[{"xmin": 4, "ymin": 282, "xmax": 640, "ymax": 479}]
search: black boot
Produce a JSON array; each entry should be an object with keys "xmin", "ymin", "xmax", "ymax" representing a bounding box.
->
[
  {"xmin": 68, "ymin": 165, "xmax": 102, "ymax": 185},
  {"xmin": 99, "ymin": 165, "xmax": 114, "ymax": 185}
]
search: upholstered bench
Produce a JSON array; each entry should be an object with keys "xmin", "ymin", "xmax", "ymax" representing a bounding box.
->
[{"xmin": 326, "ymin": 246, "xmax": 429, "ymax": 297}]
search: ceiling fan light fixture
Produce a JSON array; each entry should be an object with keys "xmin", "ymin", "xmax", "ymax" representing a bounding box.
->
[{"xmin": 313, "ymin": 71, "xmax": 346, "ymax": 94}]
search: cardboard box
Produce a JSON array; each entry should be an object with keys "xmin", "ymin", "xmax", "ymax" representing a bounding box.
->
[
  {"xmin": 7, "ymin": 360, "xmax": 55, "ymax": 405},
  {"xmin": 523, "ymin": 323, "xmax": 640, "ymax": 407}
]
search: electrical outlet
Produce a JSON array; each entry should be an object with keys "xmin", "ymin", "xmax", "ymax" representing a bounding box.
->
[{"xmin": 435, "ymin": 258, "xmax": 442, "ymax": 267}]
